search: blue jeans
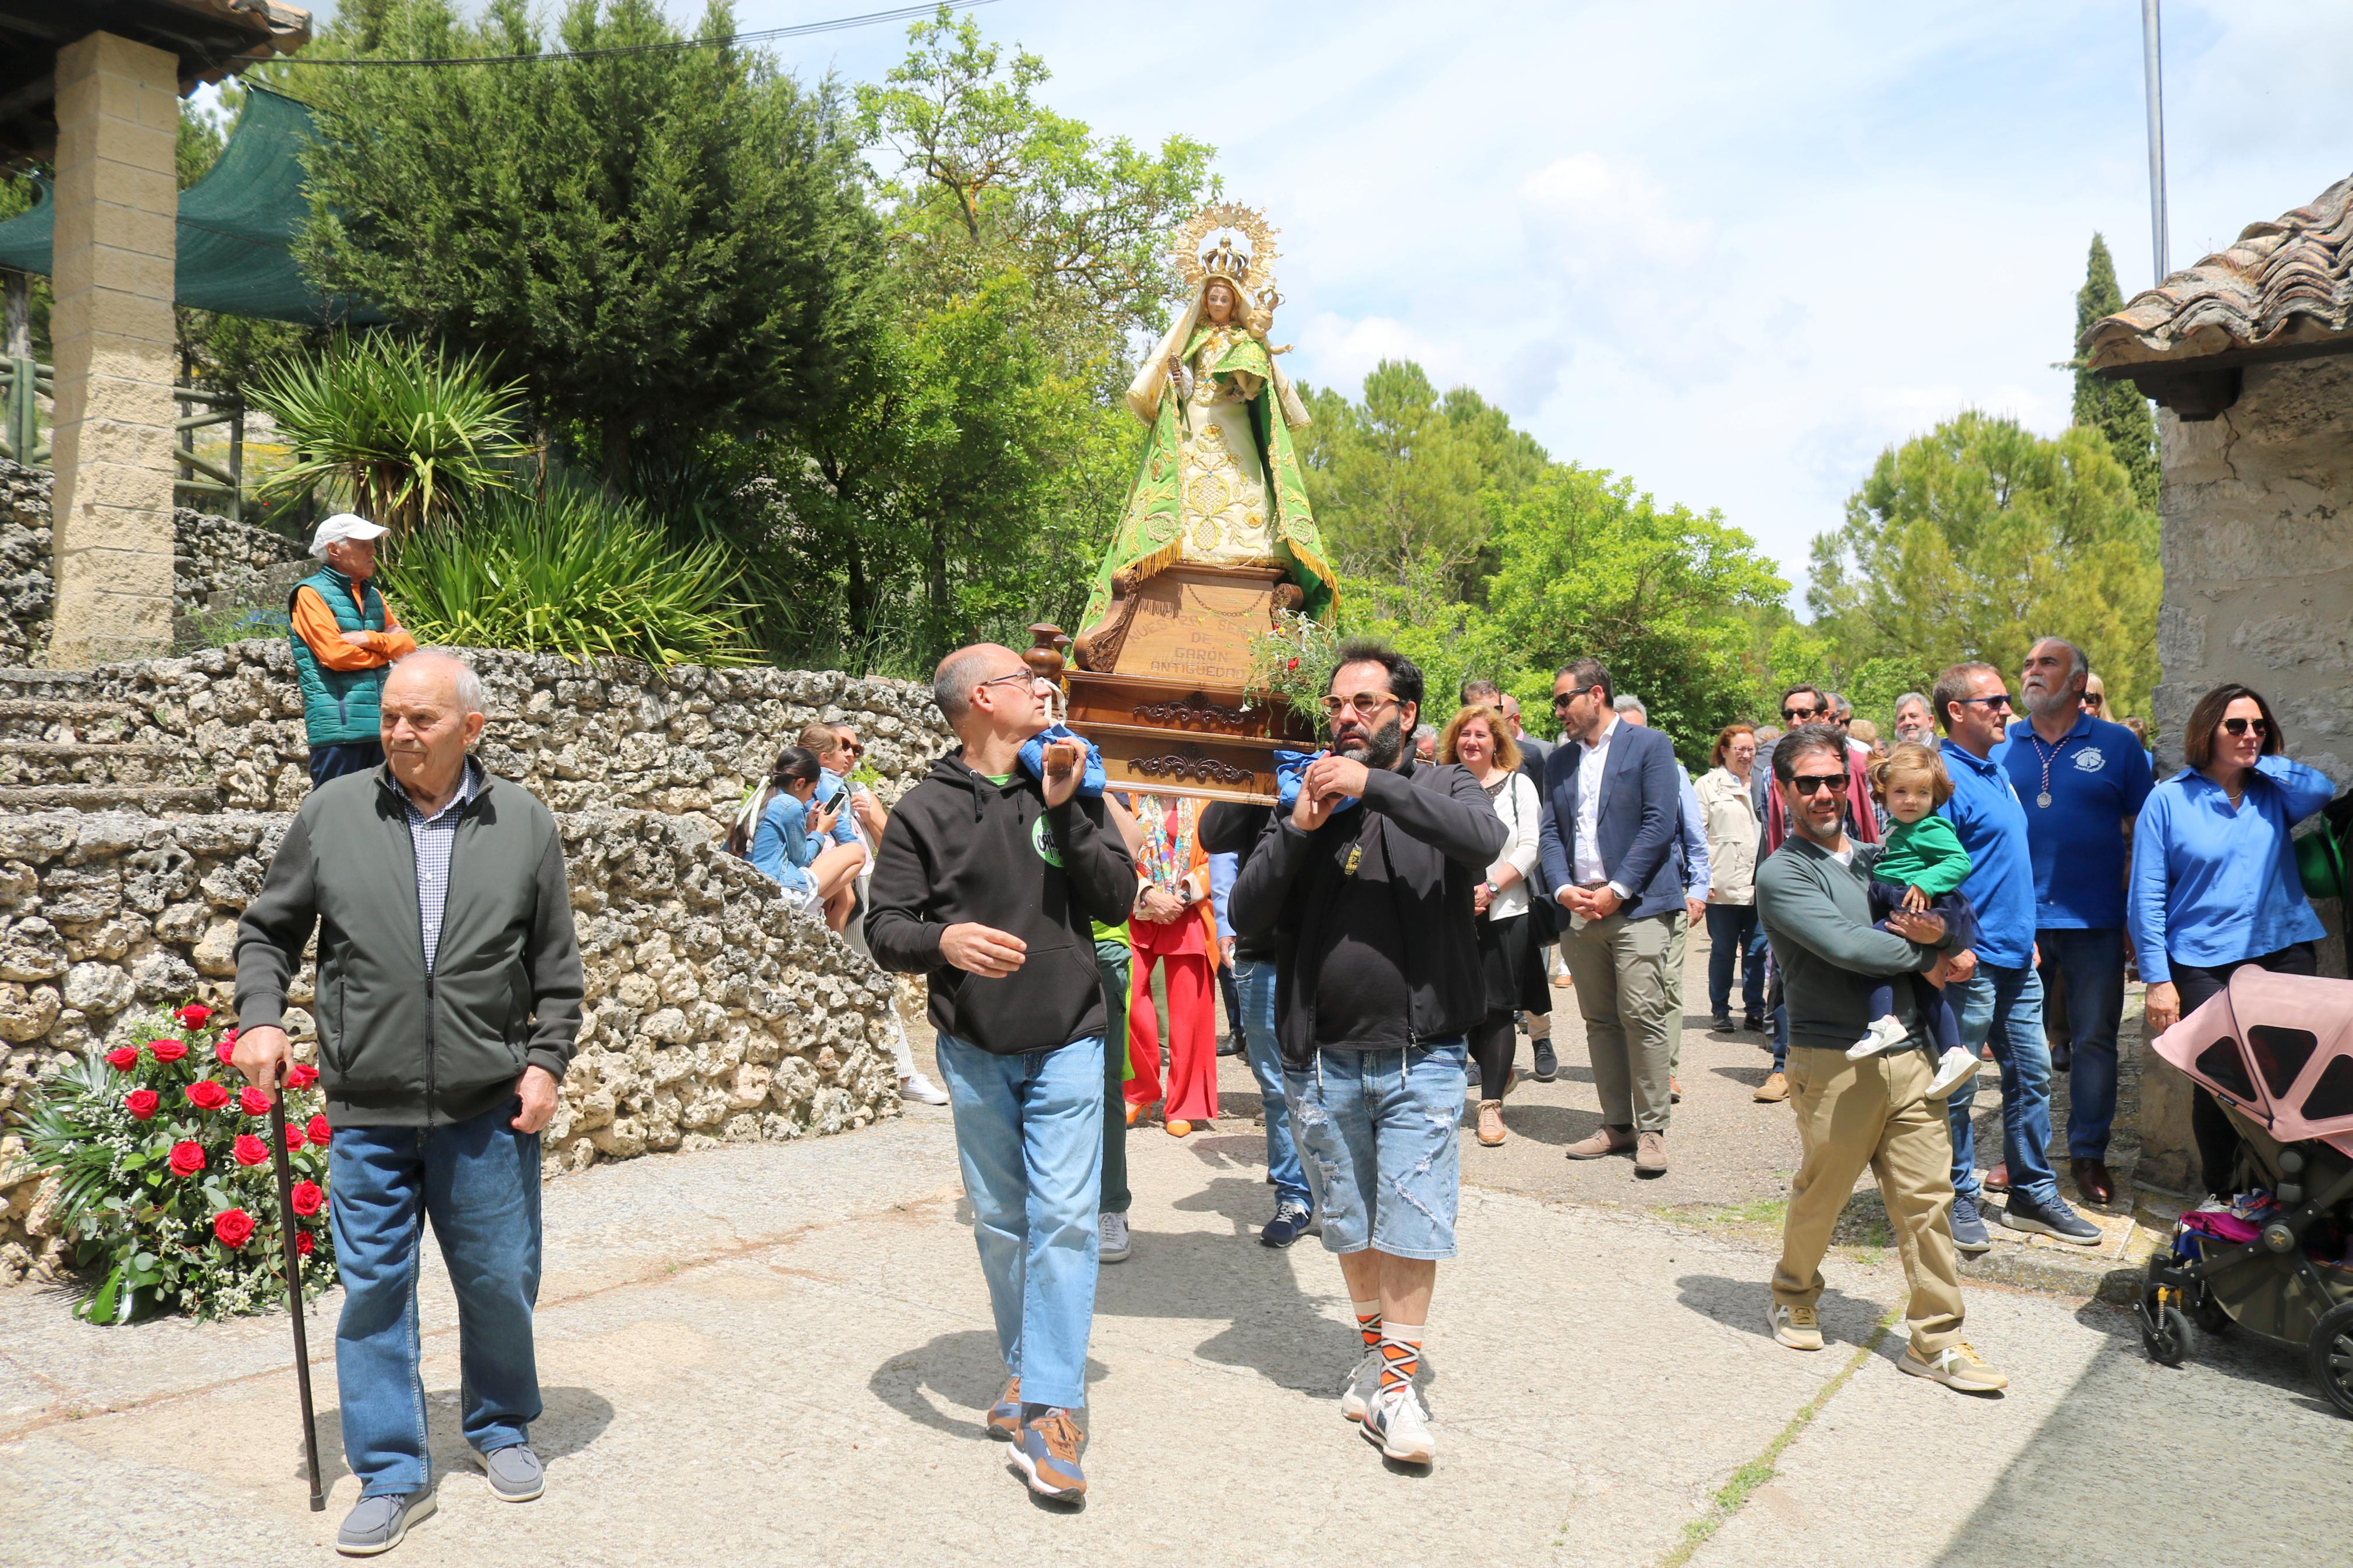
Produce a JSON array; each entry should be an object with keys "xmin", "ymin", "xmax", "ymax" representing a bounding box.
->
[
  {"xmin": 2036, "ymin": 927, "xmax": 2127, "ymax": 1161},
  {"xmin": 328, "ymin": 1102, "xmax": 542, "ymax": 1497},
  {"xmin": 308, "ymin": 739, "xmax": 384, "ymax": 788},
  {"xmin": 1286, "ymin": 1040, "xmax": 1468, "ymax": 1261},
  {"xmin": 934, "ymin": 1033, "xmax": 1103, "ymax": 1412},
  {"xmin": 1947, "ymin": 962, "xmax": 2057, "ymax": 1207},
  {"xmin": 1705, "ymin": 903, "xmax": 1766, "ymax": 1021},
  {"xmin": 1770, "ymin": 1003, "xmax": 1788, "ymax": 1071},
  {"xmin": 1233, "ymin": 958, "xmax": 1308, "ymax": 1210}
]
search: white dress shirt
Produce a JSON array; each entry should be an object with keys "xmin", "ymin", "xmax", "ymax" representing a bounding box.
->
[{"xmin": 1573, "ymin": 716, "xmax": 1625, "ymax": 894}]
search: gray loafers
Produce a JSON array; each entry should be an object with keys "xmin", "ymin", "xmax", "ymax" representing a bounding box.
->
[
  {"xmin": 336, "ymin": 1490, "xmax": 435, "ymax": 1556},
  {"xmin": 475, "ymin": 1443, "xmax": 545, "ymax": 1502}
]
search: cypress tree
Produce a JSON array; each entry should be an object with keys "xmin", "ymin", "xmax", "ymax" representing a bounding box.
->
[{"xmin": 2071, "ymin": 234, "xmax": 2160, "ymax": 504}]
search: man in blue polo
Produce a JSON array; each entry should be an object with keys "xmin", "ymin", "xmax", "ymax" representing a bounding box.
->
[
  {"xmin": 1931, "ymin": 661, "xmax": 2101, "ymax": 1251},
  {"xmin": 289, "ymin": 514, "xmax": 416, "ymax": 787},
  {"xmin": 2003, "ymin": 638, "xmax": 2153, "ymax": 1208}
]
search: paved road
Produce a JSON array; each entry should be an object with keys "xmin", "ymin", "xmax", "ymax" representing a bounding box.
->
[{"xmin": 5, "ymin": 1094, "xmax": 2344, "ymax": 1566}]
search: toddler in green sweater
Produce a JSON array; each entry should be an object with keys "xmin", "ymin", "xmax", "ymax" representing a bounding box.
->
[{"xmin": 1849, "ymin": 744, "xmax": 1979, "ymax": 1099}]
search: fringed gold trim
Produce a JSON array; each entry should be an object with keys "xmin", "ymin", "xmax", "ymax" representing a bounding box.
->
[{"xmin": 1126, "ymin": 538, "xmax": 1184, "ymax": 585}]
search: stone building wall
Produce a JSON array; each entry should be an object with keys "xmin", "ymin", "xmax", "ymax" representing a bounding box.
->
[
  {"xmin": 0, "ymin": 640, "xmax": 955, "ymax": 817},
  {"xmin": 2138, "ymin": 353, "xmax": 2352, "ymax": 1192},
  {"xmin": 0, "ymin": 458, "xmax": 307, "ymax": 665},
  {"xmin": 0, "ymin": 806, "xmax": 906, "ymax": 1281}
]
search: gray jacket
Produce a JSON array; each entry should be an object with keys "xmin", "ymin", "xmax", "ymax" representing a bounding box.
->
[
  {"xmin": 1754, "ymin": 834, "xmax": 1946, "ymax": 1053},
  {"xmin": 235, "ymin": 763, "xmax": 584, "ymax": 1128}
]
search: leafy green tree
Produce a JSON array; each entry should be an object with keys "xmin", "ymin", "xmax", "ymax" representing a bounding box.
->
[
  {"xmin": 2070, "ymin": 234, "xmax": 2158, "ymax": 505},
  {"xmin": 297, "ymin": 0, "xmax": 881, "ymax": 478},
  {"xmin": 1481, "ymin": 466, "xmax": 1790, "ymax": 760},
  {"xmin": 1301, "ymin": 362, "xmax": 1502, "ymax": 591},
  {"xmin": 1807, "ymin": 410, "xmax": 2160, "ymax": 719}
]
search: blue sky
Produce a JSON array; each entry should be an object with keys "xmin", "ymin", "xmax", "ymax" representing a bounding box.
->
[
  {"xmin": 297, "ymin": 1, "xmax": 2352, "ymax": 599},
  {"xmin": 729, "ymin": 0, "xmax": 2350, "ymax": 598}
]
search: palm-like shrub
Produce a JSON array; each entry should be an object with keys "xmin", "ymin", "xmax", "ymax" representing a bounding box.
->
[
  {"xmin": 388, "ymin": 481, "xmax": 758, "ymax": 667},
  {"xmin": 248, "ymin": 336, "xmax": 528, "ymax": 532}
]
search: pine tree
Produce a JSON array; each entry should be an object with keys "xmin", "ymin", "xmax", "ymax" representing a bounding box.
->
[{"xmin": 2072, "ymin": 234, "xmax": 2160, "ymax": 504}]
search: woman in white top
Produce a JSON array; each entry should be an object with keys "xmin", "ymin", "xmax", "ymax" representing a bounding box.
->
[
  {"xmin": 1693, "ymin": 723, "xmax": 1768, "ymax": 1038},
  {"xmin": 1442, "ymin": 703, "xmax": 1543, "ymax": 1147}
]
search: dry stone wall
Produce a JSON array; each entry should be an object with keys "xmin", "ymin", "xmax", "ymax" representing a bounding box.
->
[
  {"xmin": 2, "ymin": 641, "xmax": 954, "ymax": 819},
  {"xmin": 0, "ymin": 457, "xmax": 307, "ymax": 665},
  {"xmin": 0, "ymin": 805, "xmax": 907, "ymax": 1281}
]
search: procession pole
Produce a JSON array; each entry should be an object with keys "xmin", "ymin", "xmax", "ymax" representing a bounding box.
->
[{"xmin": 267, "ymin": 1064, "xmax": 327, "ymax": 1512}]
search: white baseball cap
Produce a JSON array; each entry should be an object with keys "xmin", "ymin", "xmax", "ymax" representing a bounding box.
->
[{"xmin": 309, "ymin": 513, "xmax": 390, "ymax": 558}]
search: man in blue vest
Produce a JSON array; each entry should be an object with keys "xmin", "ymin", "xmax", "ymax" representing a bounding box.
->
[{"xmin": 290, "ymin": 514, "xmax": 416, "ymax": 787}]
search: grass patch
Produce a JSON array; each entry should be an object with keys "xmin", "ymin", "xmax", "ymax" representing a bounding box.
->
[{"xmin": 1652, "ymin": 1309, "xmax": 1898, "ymax": 1568}]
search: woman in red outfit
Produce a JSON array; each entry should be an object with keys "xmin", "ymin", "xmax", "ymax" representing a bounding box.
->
[{"xmin": 1122, "ymin": 793, "xmax": 1222, "ymax": 1136}]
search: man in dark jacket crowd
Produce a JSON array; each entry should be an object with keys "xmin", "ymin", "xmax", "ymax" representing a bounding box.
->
[
  {"xmin": 1230, "ymin": 640, "xmax": 1506, "ymax": 1469},
  {"xmin": 865, "ymin": 643, "xmax": 1135, "ymax": 1503},
  {"xmin": 232, "ymin": 650, "xmax": 584, "ymax": 1557}
]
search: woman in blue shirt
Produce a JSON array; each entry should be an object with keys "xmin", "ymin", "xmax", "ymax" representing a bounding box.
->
[
  {"xmin": 2128, "ymin": 683, "xmax": 2338, "ymax": 1196},
  {"xmin": 743, "ymin": 746, "xmax": 867, "ymax": 930}
]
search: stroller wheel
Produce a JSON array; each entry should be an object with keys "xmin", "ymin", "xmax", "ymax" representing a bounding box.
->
[
  {"xmin": 2309, "ymin": 1302, "xmax": 2353, "ymax": 1419},
  {"xmin": 2140, "ymin": 1302, "xmax": 2194, "ymax": 1367}
]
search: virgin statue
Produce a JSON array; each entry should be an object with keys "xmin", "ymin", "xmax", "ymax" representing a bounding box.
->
[{"xmin": 1073, "ymin": 204, "xmax": 1336, "ymax": 670}]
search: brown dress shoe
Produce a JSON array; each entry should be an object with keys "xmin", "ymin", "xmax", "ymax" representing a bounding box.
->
[
  {"xmin": 1476, "ymin": 1100, "xmax": 1506, "ymax": 1147},
  {"xmin": 1985, "ymin": 1161, "xmax": 2010, "ymax": 1193},
  {"xmin": 1564, "ymin": 1126, "xmax": 1637, "ymax": 1160},
  {"xmin": 2071, "ymin": 1157, "xmax": 2116, "ymax": 1206},
  {"xmin": 1754, "ymin": 1071, "xmax": 1790, "ymax": 1103},
  {"xmin": 1634, "ymin": 1130, "xmax": 1668, "ymax": 1177}
]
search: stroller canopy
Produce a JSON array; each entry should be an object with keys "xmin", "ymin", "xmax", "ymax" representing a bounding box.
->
[{"xmin": 2154, "ymin": 969, "xmax": 2353, "ymax": 1158}]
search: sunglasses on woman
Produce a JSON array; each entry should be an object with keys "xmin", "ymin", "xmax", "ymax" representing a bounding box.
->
[{"xmin": 2222, "ymin": 716, "xmax": 2269, "ymax": 737}]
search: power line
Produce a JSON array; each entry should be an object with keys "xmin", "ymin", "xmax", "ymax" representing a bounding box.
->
[{"xmin": 273, "ymin": 0, "xmax": 999, "ymax": 68}]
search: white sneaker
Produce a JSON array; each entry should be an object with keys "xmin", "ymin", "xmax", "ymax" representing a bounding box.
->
[
  {"xmin": 1096, "ymin": 1210, "xmax": 1131, "ymax": 1263},
  {"xmin": 1926, "ymin": 1046, "xmax": 1978, "ymax": 1099},
  {"xmin": 1361, "ymin": 1379, "xmax": 1435, "ymax": 1463},
  {"xmin": 899, "ymin": 1072, "xmax": 950, "ymax": 1106},
  {"xmin": 1846, "ymin": 1015, "xmax": 1912, "ymax": 1059},
  {"xmin": 1339, "ymin": 1348, "xmax": 1383, "ymax": 1423}
]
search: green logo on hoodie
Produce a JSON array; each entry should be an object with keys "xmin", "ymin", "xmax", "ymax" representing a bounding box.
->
[{"xmin": 1031, "ymin": 813, "xmax": 1063, "ymax": 867}]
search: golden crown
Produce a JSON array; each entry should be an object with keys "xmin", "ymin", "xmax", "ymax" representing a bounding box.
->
[{"xmin": 1174, "ymin": 201, "xmax": 1280, "ymax": 300}]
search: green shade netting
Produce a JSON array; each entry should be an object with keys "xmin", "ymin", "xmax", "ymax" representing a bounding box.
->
[{"xmin": 0, "ymin": 84, "xmax": 385, "ymax": 327}]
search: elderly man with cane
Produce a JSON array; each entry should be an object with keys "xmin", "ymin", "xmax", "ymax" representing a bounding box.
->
[{"xmin": 233, "ymin": 650, "xmax": 583, "ymax": 1556}]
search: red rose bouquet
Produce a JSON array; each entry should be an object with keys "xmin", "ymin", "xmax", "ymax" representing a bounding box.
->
[{"xmin": 22, "ymin": 1003, "xmax": 337, "ymax": 1323}]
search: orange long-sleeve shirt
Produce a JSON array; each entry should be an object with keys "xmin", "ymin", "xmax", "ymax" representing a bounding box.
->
[{"xmin": 290, "ymin": 582, "xmax": 417, "ymax": 671}]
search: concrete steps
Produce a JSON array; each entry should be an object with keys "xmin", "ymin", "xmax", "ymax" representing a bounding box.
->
[{"xmin": 0, "ymin": 696, "xmax": 144, "ymax": 742}]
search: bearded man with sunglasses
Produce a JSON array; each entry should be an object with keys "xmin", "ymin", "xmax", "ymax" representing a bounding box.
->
[
  {"xmin": 1229, "ymin": 640, "xmax": 1505, "ymax": 1466},
  {"xmin": 1933, "ymin": 662, "xmax": 2103, "ymax": 1251}
]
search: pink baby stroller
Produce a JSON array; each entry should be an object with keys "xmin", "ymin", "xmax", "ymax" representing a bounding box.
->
[{"xmin": 2140, "ymin": 968, "xmax": 2353, "ymax": 1416}]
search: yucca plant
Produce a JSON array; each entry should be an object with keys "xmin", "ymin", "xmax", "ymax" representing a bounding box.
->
[
  {"xmin": 247, "ymin": 335, "xmax": 528, "ymax": 533},
  {"xmin": 386, "ymin": 481, "xmax": 758, "ymax": 668}
]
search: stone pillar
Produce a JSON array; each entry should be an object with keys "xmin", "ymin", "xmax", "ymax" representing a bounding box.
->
[{"xmin": 45, "ymin": 32, "xmax": 179, "ymax": 669}]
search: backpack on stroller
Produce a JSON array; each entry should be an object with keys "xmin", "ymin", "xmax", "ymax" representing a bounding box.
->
[{"xmin": 2139, "ymin": 968, "xmax": 2353, "ymax": 1416}]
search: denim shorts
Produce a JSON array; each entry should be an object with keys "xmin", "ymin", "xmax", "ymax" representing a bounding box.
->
[{"xmin": 1285, "ymin": 1038, "xmax": 1467, "ymax": 1261}]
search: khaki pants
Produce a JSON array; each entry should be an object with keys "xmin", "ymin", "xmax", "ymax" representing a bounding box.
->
[
  {"xmin": 1772, "ymin": 1044, "xmax": 1965, "ymax": 1356},
  {"xmin": 1560, "ymin": 909, "xmax": 1678, "ymax": 1133},
  {"xmin": 1666, "ymin": 910, "xmax": 1689, "ymax": 1073}
]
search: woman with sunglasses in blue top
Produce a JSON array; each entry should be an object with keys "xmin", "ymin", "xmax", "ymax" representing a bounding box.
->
[{"xmin": 2128, "ymin": 682, "xmax": 2341, "ymax": 1197}]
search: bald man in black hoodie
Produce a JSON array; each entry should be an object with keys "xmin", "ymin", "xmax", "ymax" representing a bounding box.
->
[{"xmin": 865, "ymin": 643, "xmax": 1134, "ymax": 1503}]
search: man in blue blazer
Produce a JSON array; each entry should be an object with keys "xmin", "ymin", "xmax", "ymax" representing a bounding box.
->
[{"xmin": 1539, "ymin": 658, "xmax": 1688, "ymax": 1176}]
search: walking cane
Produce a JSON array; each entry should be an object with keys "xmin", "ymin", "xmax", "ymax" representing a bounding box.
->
[{"xmin": 267, "ymin": 1063, "xmax": 327, "ymax": 1512}]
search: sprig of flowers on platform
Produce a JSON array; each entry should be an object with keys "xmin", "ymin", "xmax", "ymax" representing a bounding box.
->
[
  {"xmin": 21, "ymin": 1003, "xmax": 336, "ymax": 1324},
  {"xmin": 1244, "ymin": 609, "xmax": 1344, "ymax": 739}
]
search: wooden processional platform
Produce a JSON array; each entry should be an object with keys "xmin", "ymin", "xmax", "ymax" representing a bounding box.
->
[{"xmin": 1037, "ymin": 564, "xmax": 1313, "ymax": 806}]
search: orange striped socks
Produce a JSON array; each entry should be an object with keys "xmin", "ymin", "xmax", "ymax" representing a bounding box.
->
[
  {"xmin": 1378, "ymin": 1321, "xmax": 1424, "ymax": 1393},
  {"xmin": 1353, "ymin": 1299, "xmax": 1382, "ymax": 1353}
]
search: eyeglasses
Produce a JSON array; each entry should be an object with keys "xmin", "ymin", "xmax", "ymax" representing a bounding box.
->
[
  {"xmin": 975, "ymin": 671, "xmax": 1033, "ymax": 697},
  {"xmin": 1321, "ymin": 692, "xmax": 1401, "ymax": 719},
  {"xmin": 1790, "ymin": 773, "xmax": 1847, "ymax": 795},
  {"xmin": 836, "ymin": 740, "xmax": 864, "ymax": 757},
  {"xmin": 2082, "ymin": 695, "xmax": 2104, "ymax": 709},
  {"xmin": 1781, "ymin": 703, "xmax": 1825, "ymax": 721},
  {"xmin": 2222, "ymin": 716, "xmax": 2269, "ymax": 737},
  {"xmin": 1550, "ymin": 688, "xmax": 1598, "ymax": 712},
  {"xmin": 1953, "ymin": 694, "xmax": 2013, "ymax": 711}
]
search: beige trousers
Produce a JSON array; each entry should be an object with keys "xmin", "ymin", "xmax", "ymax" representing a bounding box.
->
[
  {"xmin": 1772, "ymin": 1044, "xmax": 1965, "ymax": 1356},
  {"xmin": 1666, "ymin": 910, "xmax": 1689, "ymax": 1073},
  {"xmin": 1560, "ymin": 908, "xmax": 1678, "ymax": 1133}
]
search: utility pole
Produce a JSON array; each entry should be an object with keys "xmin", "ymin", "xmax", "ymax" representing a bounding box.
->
[{"xmin": 2141, "ymin": 0, "xmax": 2170, "ymax": 284}]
